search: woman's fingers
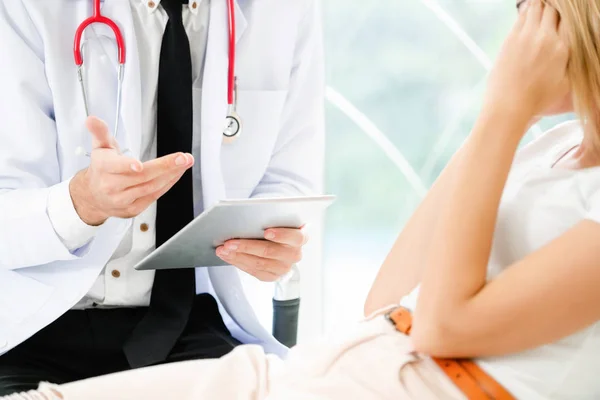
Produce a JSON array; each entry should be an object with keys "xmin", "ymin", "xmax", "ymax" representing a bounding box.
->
[
  {"xmin": 484, "ymin": 0, "xmax": 570, "ymax": 119},
  {"xmin": 524, "ymin": 0, "xmax": 544, "ymax": 31},
  {"xmin": 541, "ymin": 1, "xmax": 560, "ymax": 31},
  {"xmin": 514, "ymin": 0, "xmax": 530, "ymax": 30}
]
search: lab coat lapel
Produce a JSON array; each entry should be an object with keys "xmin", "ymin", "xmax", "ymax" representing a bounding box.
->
[
  {"xmin": 234, "ymin": 0, "xmax": 249, "ymax": 43},
  {"xmin": 203, "ymin": 0, "xmax": 280, "ymax": 352},
  {"xmin": 200, "ymin": 0, "xmax": 247, "ymax": 208},
  {"xmin": 88, "ymin": 0, "xmax": 142, "ymax": 159}
]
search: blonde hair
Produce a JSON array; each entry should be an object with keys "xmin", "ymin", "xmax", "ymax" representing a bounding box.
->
[{"xmin": 552, "ymin": 0, "xmax": 600, "ymax": 148}]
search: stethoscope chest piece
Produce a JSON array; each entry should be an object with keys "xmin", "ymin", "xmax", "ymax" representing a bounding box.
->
[
  {"xmin": 223, "ymin": 71, "xmax": 242, "ymax": 144},
  {"xmin": 223, "ymin": 110, "xmax": 242, "ymax": 144}
]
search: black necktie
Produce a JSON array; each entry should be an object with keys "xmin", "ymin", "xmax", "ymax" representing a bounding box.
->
[{"xmin": 124, "ymin": 0, "xmax": 196, "ymax": 368}]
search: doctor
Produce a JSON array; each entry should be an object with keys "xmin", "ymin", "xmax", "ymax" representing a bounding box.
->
[{"xmin": 0, "ymin": 0, "xmax": 323, "ymax": 395}]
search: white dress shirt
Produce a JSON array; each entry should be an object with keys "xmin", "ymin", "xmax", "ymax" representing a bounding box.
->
[{"xmin": 47, "ymin": 0, "xmax": 211, "ymax": 309}]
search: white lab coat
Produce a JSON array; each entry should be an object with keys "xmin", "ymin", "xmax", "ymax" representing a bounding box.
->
[{"xmin": 0, "ymin": 0, "xmax": 324, "ymax": 357}]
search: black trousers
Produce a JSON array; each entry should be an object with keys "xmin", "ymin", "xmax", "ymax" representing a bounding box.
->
[{"xmin": 0, "ymin": 294, "xmax": 241, "ymax": 396}]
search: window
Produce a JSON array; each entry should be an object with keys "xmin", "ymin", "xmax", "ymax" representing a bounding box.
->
[{"xmin": 321, "ymin": 0, "xmax": 572, "ymax": 334}]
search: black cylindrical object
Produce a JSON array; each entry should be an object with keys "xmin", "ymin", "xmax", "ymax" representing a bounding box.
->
[{"xmin": 272, "ymin": 298, "xmax": 300, "ymax": 348}]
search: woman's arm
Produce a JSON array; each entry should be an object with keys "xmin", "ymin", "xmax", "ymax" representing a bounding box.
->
[
  {"xmin": 364, "ymin": 147, "xmax": 463, "ymax": 315},
  {"xmin": 413, "ymin": 217, "xmax": 600, "ymax": 358},
  {"xmin": 410, "ymin": 0, "xmax": 589, "ymax": 358},
  {"xmin": 364, "ymin": 4, "xmax": 541, "ymax": 316}
]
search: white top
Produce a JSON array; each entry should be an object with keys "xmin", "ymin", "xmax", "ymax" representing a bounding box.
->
[
  {"xmin": 46, "ymin": 0, "xmax": 211, "ymax": 308},
  {"xmin": 400, "ymin": 120, "xmax": 600, "ymax": 399}
]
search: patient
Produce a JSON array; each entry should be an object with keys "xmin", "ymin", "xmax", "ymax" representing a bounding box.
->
[{"xmin": 5, "ymin": 0, "xmax": 600, "ymax": 398}]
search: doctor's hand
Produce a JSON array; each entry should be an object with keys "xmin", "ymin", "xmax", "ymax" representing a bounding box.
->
[
  {"xmin": 70, "ymin": 116, "xmax": 195, "ymax": 226},
  {"xmin": 216, "ymin": 228, "xmax": 308, "ymax": 282}
]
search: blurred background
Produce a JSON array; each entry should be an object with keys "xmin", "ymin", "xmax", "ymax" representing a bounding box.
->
[{"xmin": 242, "ymin": 0, "xmax": 574, "ymax": 342}]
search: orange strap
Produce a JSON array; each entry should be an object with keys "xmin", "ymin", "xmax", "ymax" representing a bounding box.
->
[{"xmin": 387, "ymin": 307, "xmax": 515, "ymax": 400}]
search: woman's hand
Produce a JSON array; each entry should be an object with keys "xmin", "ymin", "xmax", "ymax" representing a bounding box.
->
[
  {"xmin": 215, "ymin": 228, "xmax": 308, "ymax": 282},
  {"xmin": 483, "ymin": 0, "xmax": 570, "ymax": 126}
]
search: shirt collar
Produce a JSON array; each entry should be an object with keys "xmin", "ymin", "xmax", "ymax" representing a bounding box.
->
[{"xmin": 142, "ymin": 0, "xmax": 203, "ymax": 16}]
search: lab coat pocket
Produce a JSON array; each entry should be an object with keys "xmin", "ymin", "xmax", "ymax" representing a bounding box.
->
[
  {"xmin": 0, "ymin": 269, "xmax": 54, "ymax": 327},
  {"xmin": 221, "ymin": 90, "xmax": 289, "ymax": 196}
]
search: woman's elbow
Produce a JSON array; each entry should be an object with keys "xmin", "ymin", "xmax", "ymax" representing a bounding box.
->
[
  {"xmin": 363, "ymin": 297, "xmax": 377, "ymax": 318},
  {"xmin": 410, "ymin": 315, "xmax": 465, "ymax": 358},
  {"xmin": 364, "ymin": 286, "xmax": 383, "ymax": 317},
  {"xmin": 363, "ymin": 291, "xmax": 395, "ymax": 317}
]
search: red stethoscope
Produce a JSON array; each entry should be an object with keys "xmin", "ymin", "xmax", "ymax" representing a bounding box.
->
[{"xmin": 73, "ymin": 0, "xmax": 241, "ymax": 155}]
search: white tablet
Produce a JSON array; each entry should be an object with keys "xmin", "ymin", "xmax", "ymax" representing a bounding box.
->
[{"xmin": 134, "ymin": 195, "xmax": 336, "ymax": 271}]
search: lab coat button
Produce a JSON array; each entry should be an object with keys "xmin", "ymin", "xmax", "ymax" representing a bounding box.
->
[
  {"xmin": 140, "ymin": 223, "xmax": 149, "ymax": 232},
  {"xmin": 111, "ymin": 270, "xmax": 121, "ymax": 278},
  {"xmin": 0, "ymin": 339, "xmax": 7, "ymax": 349}
]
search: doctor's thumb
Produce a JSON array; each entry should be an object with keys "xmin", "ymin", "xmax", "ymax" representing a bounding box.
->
[{"xmin": 87, "ymin": 116, "xmax": 116, "ymax": 150}]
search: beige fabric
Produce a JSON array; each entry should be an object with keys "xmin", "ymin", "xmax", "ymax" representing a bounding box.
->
[{"xmin": 4, "ymin": 315, "xmax": 466, "ymax": 400}]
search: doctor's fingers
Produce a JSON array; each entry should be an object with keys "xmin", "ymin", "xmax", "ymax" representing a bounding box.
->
[
  {"xmin": 92, "ymin": 148, "xmax": 143, "ymax": 174},
  {"xmin": 120, "ymin": 168, "xmax": 188, "ymax": 204},
  {"xmin": 219, "ymin": 251, "xmax": 290, "ymax": 282},
  {"xmin": 96, "ymin": 152, "xmax": 192, "ymax": 177},
  {"xmin": 222, "ymin": 240, "xmax": 303, "ymax": 264},
  {"xmin": 264, "ymin": 227, "xmax": 309, "ymax": 247},
  {"xmin": 111, "ymin": 171, "xmax": 185, "ymax": 218},
  {"xmin": 235, "ymin": 264, "xmax": 281, "ymax": 282},
  {"xmin": 87, "ymin": 116, "xmax": 119, "ymax": 150},
  {"xmin": 132, "ymin": 153, "xmax": 195, "ymax": 182}
]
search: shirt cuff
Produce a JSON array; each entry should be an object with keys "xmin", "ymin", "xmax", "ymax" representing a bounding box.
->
[{"xmin": 47, "ymin": 179, "xmax": 99, "ymax": 252}]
